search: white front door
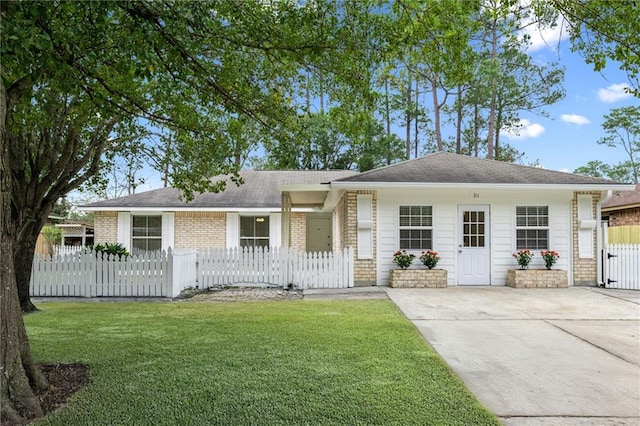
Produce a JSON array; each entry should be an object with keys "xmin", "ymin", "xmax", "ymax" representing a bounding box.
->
[{"xmin": 458, "ymin": 205, "xmax": 491, "ymax": 285}]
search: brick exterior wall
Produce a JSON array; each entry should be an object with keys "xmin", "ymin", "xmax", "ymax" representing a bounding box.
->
[
  {"xmin": 174, "ymin": 211, "xmax": 226, "ymax": 249},
  {"xmin": 333, "ymin": 194, "xmax": 346, "ymax": 252},
  {"xmin": 389, "ymin": 269, "xmax": 447, "ymax": 288},
  {"xmin": 290, "ymin": 212, "xmax": 306, "ymax": 252},
  {"xmin": 94, "ymin": 211, "xmax": 118, "ymax": 243},
  {"xmin": 339, "ymin": 190, "xmax": 377, "ymax": 286},
  {"xmin": 572, "ymin": 191, "xmax": 601, "ymax": 286},
  {"xmin": 506, "ymin": 269, "xmax": 569, "ymax": 288},
  {"xmin": 608, "ymin": 207, "xmax": 640, "ymax": 226}
]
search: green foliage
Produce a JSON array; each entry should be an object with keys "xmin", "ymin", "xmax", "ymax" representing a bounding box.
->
[
  {"xmin": 576, "ymin": 106, "xmax": 640, "ymax": 184},
  {"xmin": 41, "ymin": 226, "xmax": 63, "ymax": 246},
  {"xmin": 550, "ymin": 0, "xmax": 640, "ymax": 96},
  {"xmin": 90, "ymin": 243, "xmax": 130, "ymax": 258},
  {"xmin": 25, "ymin": 301, "xmax": 499, "ymax": 425}
]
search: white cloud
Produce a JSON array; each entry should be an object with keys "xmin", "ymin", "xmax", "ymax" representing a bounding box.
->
[
  {"xmin": 517, "ymin": 2, "xmax": 569, "ymax": 52},
  {"xmin": 597, "ymin": 83, "xmax": 632, "ymax": 103},
  {"xmin": 560, "ymin": 114, "xmax": 590, "ymax": 125},
  {"xmin": 503, "ymin": 119, "xmax": 545, "ymax": 140}
]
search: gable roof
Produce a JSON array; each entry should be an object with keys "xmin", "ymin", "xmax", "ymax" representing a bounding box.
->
[
  {"xmin": 83, "ymin": 170, "xmax": 356, "ymax": 210},
  {"xmin": 333, "ymin": 152, "xmax": 625, "ymax": 187},
  {"xmin": 602, "ymin": 184, "xmax": 640, "ymax": 211}
]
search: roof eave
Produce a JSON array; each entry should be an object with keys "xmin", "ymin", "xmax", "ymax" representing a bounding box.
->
[{"xmin": 330, "ymin": 181, "xmax": 636, "ymax": 191}]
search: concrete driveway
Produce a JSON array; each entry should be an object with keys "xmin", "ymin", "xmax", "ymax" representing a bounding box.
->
[{"xmin": 386, "ymin": 287, "xmax": 640, "ymax": 425}]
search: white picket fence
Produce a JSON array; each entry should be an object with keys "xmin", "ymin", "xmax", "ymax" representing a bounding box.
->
[
  {"xmin": 198, "ymin": 247, "xmax": 354, "ymax": 289},
  {"xmin": 604, "ymin": 244, "xmax": 640, "ymax": 290},
  {"xmin": 31, "ymin": 250, "xmax": 171, "ymax": 297},
  {"xmin": 30, "ymin": 247, "xmax": 354, "ymax": 298}
]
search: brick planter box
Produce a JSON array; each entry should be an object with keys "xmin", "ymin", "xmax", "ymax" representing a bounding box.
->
[
  {"xmin": 389, "ymin": 269, "xmax": 447, "ymax": 288},
  {"xmin": 506, "ymin": 269, "xmax": 568, "ymax": 288}
]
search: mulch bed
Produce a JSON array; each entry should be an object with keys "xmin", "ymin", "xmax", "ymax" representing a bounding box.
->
[{"xmin": 37, "ymin": 363, "xmax": 89, "ymax": 418}]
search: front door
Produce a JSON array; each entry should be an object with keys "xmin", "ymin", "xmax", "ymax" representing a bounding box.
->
[
  {"xmin": 306, "ymin": 213, "xmax": 332, "ymax": 253},
  {"xmin": 458, "ymin": 205, "xmax": 491, "ymax": 285}
]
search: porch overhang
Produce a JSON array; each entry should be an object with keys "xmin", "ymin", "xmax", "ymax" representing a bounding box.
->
[{"xmin": 279, "ymin": 184, "xmax": 332, "ymax": 209}]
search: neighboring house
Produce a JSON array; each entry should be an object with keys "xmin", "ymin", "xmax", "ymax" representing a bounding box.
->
[
  {"xmin": 83, "ymin": 152, "xmax": 634, "ymax": 287},
  {"xmin": 602, "ymin": 184, "xmax": 640, "ymax": 227},
  {"xmin": 35, "ymin": 217, "xmax": 94, "ymax": 255}
]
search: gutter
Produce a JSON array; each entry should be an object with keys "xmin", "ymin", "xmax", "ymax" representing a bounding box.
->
[{"xmin": 596, "ymin": 190, "xmax": 614, "ymax": 287}]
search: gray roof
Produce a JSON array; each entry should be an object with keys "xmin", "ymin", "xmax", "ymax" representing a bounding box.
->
[
  {"xmin": 334, "ymin": 152, "xmax": 623, "ymax": 185},
  {"xmin": 602, "ymin": 184, "xmax": 640, "ymax": 210},
  {"xmin": 84, "ymin": 170, "xmax": 356, "ymax": 209}
]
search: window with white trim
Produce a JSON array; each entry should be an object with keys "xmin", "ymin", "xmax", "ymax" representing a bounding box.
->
[
  {"xmin": 240, "ymin": 215, "xmax": 269, "ymax": 248},
  {"xmin": 399, "ymin": 206, "xmax": 433, "ymax": 250},
  {"xmin": 132, "ymin": 215, "xmax": 162, "ymax": 251},
  {"xmin": 516, "ymin": 206, "xmax": 548, "ymax": 250}
]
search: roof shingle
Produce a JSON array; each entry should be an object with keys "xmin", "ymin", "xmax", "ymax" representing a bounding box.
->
[
  {"xmin": 84, "ymin": 170, "xmax": 356, "ymax": 209},
  {"xmin": 334, "ymin": 152, "xmax": 622, "ymax": 185}
]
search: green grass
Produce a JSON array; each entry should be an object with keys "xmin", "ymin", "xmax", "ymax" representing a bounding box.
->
[{"xmin": 25, "ymin": 299, "xmax": 499, "ymax": 425}]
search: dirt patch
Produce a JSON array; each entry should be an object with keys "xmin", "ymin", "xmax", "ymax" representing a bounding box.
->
[
  {"xmin": 186, "ymin": 287, "xmax": 303, "ymax": 302},
  {"xmin": 36, "ymin": 363, "xmax": 89, "ymax": 420}
]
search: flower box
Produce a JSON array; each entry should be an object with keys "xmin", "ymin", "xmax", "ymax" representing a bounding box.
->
[
  {"xmin": 506, "ymin": 269, "xmax": 568, "ymax": 288},
  {"xmin": 389, "ymin": 269, "xmax": 447, "ymax": 288}
]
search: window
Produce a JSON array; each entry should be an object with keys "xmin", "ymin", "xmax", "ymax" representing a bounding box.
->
[
  {"xmin": 132, "ymin": 216, "xmax": 162, "ymax": 251},
  {"xmin": 399, "ymin": 206, "xmax": 432, "ymax": 250},
  {"xmin": 240, "ymin": 216, "xmax": 269, "ymax": 248},
  {"xmin": 516, "ymin": 206, "xmax": 548, "ymax": 250}
]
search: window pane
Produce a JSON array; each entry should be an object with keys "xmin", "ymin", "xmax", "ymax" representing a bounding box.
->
[
  {"xmin": 147, "ymin": 239, "xmax": 161, "ymax": 251},
  {"xmin": 240, "ymin": 216, "xmax": 254, "ymax": 237},
  {"xmin": 399, "ymin": 206, "xmax": 409, "ymax": 216},
  {"xmin": 478, "ymin": 211, "xmax": 485, "ymax": 222},
  {"xmin": 132, "ymin": 239, "xmax": 147, "ymax": 251},
  {"xmin": 255, "ymin": 217, "xmax": 269, "ymax": 237},
  {"xmin": 147, "ymin": 216, "xmax": 162, "ymax": 237},
  {"xmin": 399, "ymin": 216, "xmax": 410, "ymax": 226},
  {"xmin": 132, "ymin": 216, "xmax": 147, "ymax": 237}
]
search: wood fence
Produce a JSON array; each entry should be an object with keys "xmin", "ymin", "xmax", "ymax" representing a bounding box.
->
[
  {"xmin": 30, "ymin": 247, "xmax": 354, "ymax": 298},
  {"xmin": 604, "ymin": 244, "xmax": 640, "ymax": 290},
  {"xmin": 608, "ymin": 225, "xmax": 640, "ymax": 244}
]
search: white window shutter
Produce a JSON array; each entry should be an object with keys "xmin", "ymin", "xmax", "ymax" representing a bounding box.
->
[
  {"xmin": 357, "ymin": 194, "xmax": 373, "ymax": 259},
  {"xmin": 270, "ymin": 212, "xmax": 281, "ymax": 248},
  {"xmin": 117, "ymin": 212, "xmax": 131, "ymax": 250},
  {"xmin": 162, "ymin": 212, "xmax": 174, "ymax": 251},
  {"xmin": 226, "ymin": 212, "xmax": 239, "ymax": 248},
  {"xmin": 577, "ymin": 195, "xmax": 594, "ymax": 258}
]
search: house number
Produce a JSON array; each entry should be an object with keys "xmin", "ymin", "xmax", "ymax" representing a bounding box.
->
[{"xmin": 473, "ymin": 193, "xmax": 480, "ymax": 198}]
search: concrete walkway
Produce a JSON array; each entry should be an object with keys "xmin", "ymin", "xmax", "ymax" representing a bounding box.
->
[{"xmin": 386, "ymin": 287, "xmax": 640, "ymax": 425}]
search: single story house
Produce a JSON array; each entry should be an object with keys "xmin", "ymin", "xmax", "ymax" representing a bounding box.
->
[{"xmin": 83, "ymin": 152, "xmax": 634, "ymax": 287}]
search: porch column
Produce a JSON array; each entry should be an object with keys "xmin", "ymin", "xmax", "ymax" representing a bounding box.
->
[{"xmin": 281, "ymin": 192, "xmax": 292, "ymax": 248}]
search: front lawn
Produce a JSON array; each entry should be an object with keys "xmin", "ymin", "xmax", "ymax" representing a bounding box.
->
[{"xmin": 26, "ymin": 299, "xmax": 498, "ymax": 425}]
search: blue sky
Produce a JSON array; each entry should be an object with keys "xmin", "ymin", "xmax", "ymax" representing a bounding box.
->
[{"xmin": 502, "ymin": 24, "xmax": 639, "ymax": 173}]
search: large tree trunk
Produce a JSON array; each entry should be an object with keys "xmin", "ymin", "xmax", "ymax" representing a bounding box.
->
[
  {"xmin": 15, "ymin": 219, "xmax": 46, "ymax": 313},
  {"xmin": 1, "ymin": 79, "xmax": 48, "ymax": 426}
]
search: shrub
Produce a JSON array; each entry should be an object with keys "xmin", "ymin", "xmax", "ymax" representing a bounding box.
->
[
  {"xmin": 419, "ymin": 250, "xmax": 440, "ymax": 269},
  {"xmin": 392, "ymin": 250, "xmax": 415, "ymax": 269}
]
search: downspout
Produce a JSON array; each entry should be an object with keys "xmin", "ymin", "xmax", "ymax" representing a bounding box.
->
[{"xmin": 596, "ymin": 190, "xmax": 613, "ymax": 287}]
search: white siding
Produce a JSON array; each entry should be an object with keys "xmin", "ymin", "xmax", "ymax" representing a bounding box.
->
[{"xmin": 376, "ymin": 189, "xmax": 573, "ymax": 286}]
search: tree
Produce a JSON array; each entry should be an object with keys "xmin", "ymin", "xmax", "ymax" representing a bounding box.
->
[
  {"xmin": 573, "ymin": 160, "xmax": 635, "ymax": 183},
  {"xmin": 549, "ymin": 0, "xmax": 640, "ymax": 96},
  {"xmin": 1, "ymin": 1, "xmax": 360, "ymax": 422},
  {"xmin": 597, "ymin": 106, "xmax": 640, "ymax": 183}
]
